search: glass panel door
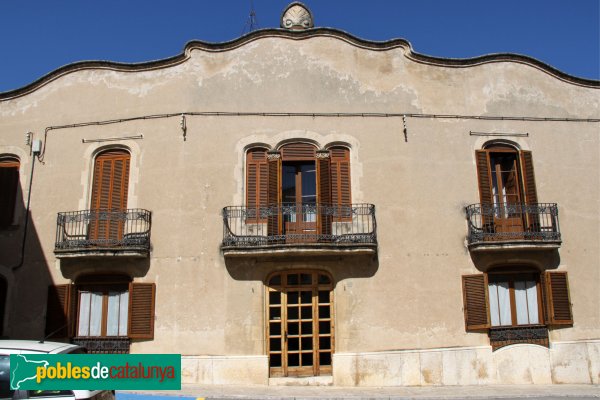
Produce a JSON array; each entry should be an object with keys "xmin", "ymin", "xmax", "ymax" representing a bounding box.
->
[
  {"xmin": 282, "ymin": 162, "xmax": 317, "ymax": 242},
  {"xmin": 267, "ymin": 271, "xmax": 333, "ymax": 377}
]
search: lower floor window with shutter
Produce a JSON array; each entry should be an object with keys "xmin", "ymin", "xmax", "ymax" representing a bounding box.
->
[
  {"xmin": 462, "ymin": 269, "xmax": 573, "ymax": 350},
  {"xmin": 45, "ymin": 279, "xmax": 156, "ymax": 353}
]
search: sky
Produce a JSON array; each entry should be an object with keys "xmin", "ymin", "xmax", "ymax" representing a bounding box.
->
[{"xmin": 0, "ymin": 0, "xmax": 598, "ymax": 93}]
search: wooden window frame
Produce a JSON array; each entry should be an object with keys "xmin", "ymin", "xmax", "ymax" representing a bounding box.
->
[
  {"xmin": 487, "ymin": 270, "xmax": 544, "ymax": 328},
  {"xmin": 476, "ymin": 145, "xmax": 538, "ymax": 206},
  {"xmin": 75, "ymin": 283, "xmax": 129, "ymax": 338}
]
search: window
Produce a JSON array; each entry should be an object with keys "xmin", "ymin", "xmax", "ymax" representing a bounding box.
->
[
  {"xmin": 462, "ymin": 270, "xmax": 573, "ymax": 350},
  {"xmin": 475, "ymin": 145, "xmax": 540, "ymax": 238},
  {"xmin": 246, "ymin": 142, "xmax": 352, "ymax": 238},
  {"xmin": 90, "ymin": 149, "xmax": 131, "ymax": 243},
  {"xmin": 0, "ymin": 156, "xmax": 20, "ymax": 228},
  {"xmin": 77, "ymin": 287, "xmax": 129, "ymax": 337},
  {"xmin": 45, "ymin": 280, "xmax": 156, "ymax": 344},
  {"xmin": 488, "ymin": 272, "xmax": 541, "ymax": 327},
  {"xmin": 476, "ymin": 145, "xmax": 537, "ymax": 207}
]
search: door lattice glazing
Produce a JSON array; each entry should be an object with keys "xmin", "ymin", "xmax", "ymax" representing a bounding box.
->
[{"xmin": 267, "ymin": 271, "xmax": 333, "ymax": 377}]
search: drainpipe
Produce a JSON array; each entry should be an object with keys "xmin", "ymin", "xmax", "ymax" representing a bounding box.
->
[{"xmin": 11, "ymin": 140, "xmax": 40, "ymax": 270}]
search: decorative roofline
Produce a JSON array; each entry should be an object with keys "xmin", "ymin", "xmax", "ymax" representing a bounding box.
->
[{"xmin": 1, "ymin": 27, "xmax": 597, "ymax": 100}]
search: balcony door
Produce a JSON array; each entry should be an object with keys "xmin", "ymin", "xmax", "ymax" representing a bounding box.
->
[
  {"xmin": 476, "ymin": 146, "xmax": 538, "ymax": 239},
  {"xmin": 488, "ymin": 150, "xmax": 524, "ymax": 235},
  {"xmin": 89, "ymin": 149, "xmax": 130, "ymax": 246},
  {"xmin": 267, "ymin": 271, "xmax": 334, "ymax": 377},
  {"xmin": 282, "ymin": 162, "xmax": 317, "ymax": 241}
]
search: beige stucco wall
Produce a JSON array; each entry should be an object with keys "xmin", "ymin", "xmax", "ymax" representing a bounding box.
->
[{"xmin": 0, "ymin": 33, "xmax": 598, "ymax": 385}]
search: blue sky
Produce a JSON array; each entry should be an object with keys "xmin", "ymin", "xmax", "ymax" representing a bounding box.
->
[{"xmin": 0, "ymin": 0, "xmax": 598, "ymax": 93}]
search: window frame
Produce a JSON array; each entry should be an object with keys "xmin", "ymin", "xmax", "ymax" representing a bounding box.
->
[
  {"xmin": 75, "ymin": 283, "xmax": 129, "ymax": 338},
  {"xmin": 487, "ymin": 270, "xmax": 544, "ymax": 328}
]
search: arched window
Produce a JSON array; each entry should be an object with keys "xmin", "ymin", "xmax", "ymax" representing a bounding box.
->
[
  {"xmin": 245, "ymin": 142, "xmax": 352, "ymax": 239},
  {"xmin": 0, "ymin": 156, "xmax": 20, "ymax": 228},
  {"xmin": 89, "ymin": 149, "xmax": 131, "ymax": 243},
  {"xmin": 475, "ymin": 144, "xmax": 538, "ymax": 237}
]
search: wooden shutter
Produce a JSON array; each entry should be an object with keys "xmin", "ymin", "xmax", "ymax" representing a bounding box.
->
[
  {"xmin": 90, "ymin": 150, "xmax": 130, "ymax": 242},
  {"xmin": 545, "ymin": 271, "xmax": 573, "ymax": 326},
  {"xmin": 317, "ymin": 152, "xmax": 332, "ymax": 238},
  {"xmin": 0, "ymin": 158, "xmax": 19, "ymax": 227},
  {"xmin": 331, "ymin": 148, "xmax": 351, "ymax": 220},
  {"xmin": 280, "ymin": 142, "xmax": 316, "ymax": 161},
  {"xmin": 45, "ymin": 284, "xmax": 73, "ymax": 339},
  {"xmin": 246, "ymin": 148, "xmax": 268, "ymax": 221},
  {"xmin": 128, "ymin": 282, "xmax": 156, "ymax": 339},
  {"xmin": 266, "ymin": 152, "xmax": 282, "ymax": 238},
  {"xmin": 520, "ymin": 151, "xmax": 538, "ymax": 205},
  {"xmin": 475, "ymin": 150, "xmax": 492, "ymax": 205},
  {"xmin": 462, "ymin": 274, "xmax": 490, "ymax": 331},
  {"xmin": 475, "ymin": 150, "xmax": 494, "ymax": 231}
]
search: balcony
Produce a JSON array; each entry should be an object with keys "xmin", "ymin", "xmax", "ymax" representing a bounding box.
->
[
  {"xmin": 55, "ymin": 209, "xmax": 151, "ymax": 258},
  {"xmin": 222, "ymin": 203, "xmax": 377, "ymax": 258},
  {"xmin": 466, "ymin": 203, "xmax": 561, "ymax": 269}
]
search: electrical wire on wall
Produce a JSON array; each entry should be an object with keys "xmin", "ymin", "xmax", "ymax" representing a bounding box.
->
[{"xmin": 35, "ymin": 110, "xmax": 600, "ymax": 161}]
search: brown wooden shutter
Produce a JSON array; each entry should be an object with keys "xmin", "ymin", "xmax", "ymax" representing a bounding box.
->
[
  {"xmin": 266, "ymin": 152, "xmax": 282, "ymax": 238},
  {"xmin": 45, "ymin": 284, "xmax": 73, "ymax": 339},
  {"xmin": 246, "ymin": 148, "xmax": 268, "ymax": 222},
  {"xmin": 520, "ymin": 151, "xmax": 538, "ymax": 205},
  {"xmin": 0, "ymin": 159, "xmax": 19, "ymax": 227},
  {"xmin": 545, "ymin": 271, "xmax": 573, "ymax": 326},
  {"xmin": 475, "ymin": 150, "xmax": 492, "ymax": 205},
  {"xmin": 280, "ymin": 142, "xmax": 316, "ymax": 161},
  {"xmin": 462, "ymin": 274, "xmax": 490, "ymax": 331},
  {"xmin": 128, "ymin": 282, "xmax": 156, "ymax": 339},
  {"xmin": 475, "ymin": 150, "xmax": 494, "ymax": 231},
  {"xmin": 330, "ymin": 148, "xmax": 351, "ymax": 220},
  {"xmin": 90, "ymin": 150, "xmax": 130, "ymax": 242},
  {"xmin": 316, "ymin": 152, "xmax": 332, "ymax": 238}
]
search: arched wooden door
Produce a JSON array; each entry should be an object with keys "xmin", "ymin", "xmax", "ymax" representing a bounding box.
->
[
  {"xmin": 89, "ymin": 150, "xmax": 130, "ymax": 245},
  {"xmin": 266, "ymin": 271, "xmax": 334, "ymax": 377}
]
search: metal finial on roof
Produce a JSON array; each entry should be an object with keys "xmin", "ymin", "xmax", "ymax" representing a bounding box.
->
[
  {"xmin": 241, "ymin": 0, "xmax": 259, "ymax": 35},
  {"xmin": 280, "ymin": 2, "xmax": 314, "ymax": 30}
]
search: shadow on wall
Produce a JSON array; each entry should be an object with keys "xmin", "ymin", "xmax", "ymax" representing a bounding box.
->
[
  {"xmin": 224, "ymin": 253, "xmax": 379, "ymax": 286},
  {"xmin": 0, "ymin": 182, "xmax": 55, "ymax": 340}
]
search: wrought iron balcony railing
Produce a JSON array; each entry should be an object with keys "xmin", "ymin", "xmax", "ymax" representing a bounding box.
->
[
  {"xmin": 466, "ymin": 203, "xmax": 560, "ymax": 245},
  {"xmin": 222, "ymin": 203, "xmax": 376, "ymax": 249},
  {"xmin": 55, "ymin": 209, "xmax": 151, "ymax": 253}
]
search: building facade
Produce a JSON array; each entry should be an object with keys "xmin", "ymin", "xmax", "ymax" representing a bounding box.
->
[{"xmin": 1, "ymin": 3, "xmax": 599, "ymax": 387}]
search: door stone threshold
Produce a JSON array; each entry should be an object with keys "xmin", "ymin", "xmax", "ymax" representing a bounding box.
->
[{"xmin": 269, "ymin": 375, "xmax": 333, "ymax": 386}]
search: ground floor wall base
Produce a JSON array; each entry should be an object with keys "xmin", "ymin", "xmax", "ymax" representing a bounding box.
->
[
  {"xmin": 333, "ymin": 340, "xmax": 600, "ymax": 386},
  {"xmin": 181, "ymin": 355, "xmax": 268, "ymax": 385},
  {"xmin": 179, "ymin": 340, "xmax": 599, "ymax": 386}
]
